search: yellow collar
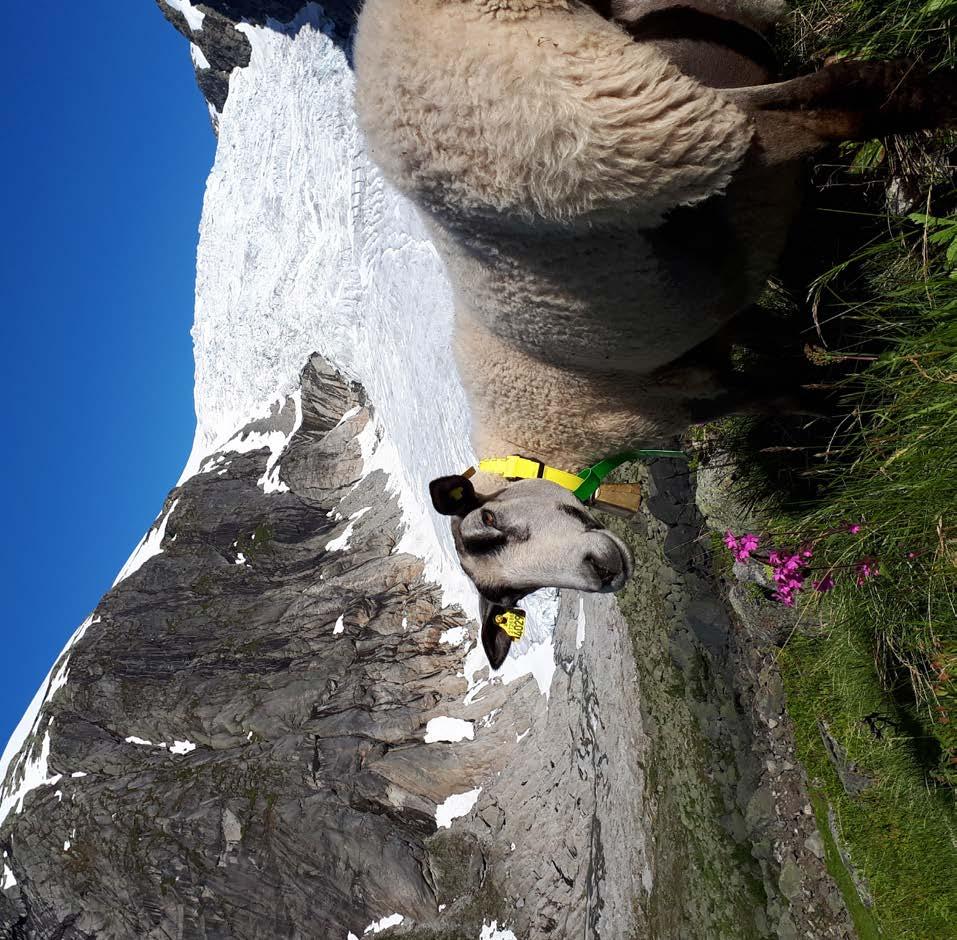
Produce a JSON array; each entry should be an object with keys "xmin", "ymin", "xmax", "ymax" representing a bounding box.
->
[{"xmin": 468, "ymin": 455, "xmax": 584, "ymax": 494}]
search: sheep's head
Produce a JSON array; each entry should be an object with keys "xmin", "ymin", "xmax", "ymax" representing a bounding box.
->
[{"xmin": 430, "ymin": 474, "xmax": 634, "ymax": 668}]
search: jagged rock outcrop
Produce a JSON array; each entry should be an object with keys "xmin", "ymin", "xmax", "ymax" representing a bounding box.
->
[
  {"xmin": 1, "ymin": 2, "xmax": 858, "ymax": 938},
  {"xmin": 608, "ymin": 460, "xmax": 855, "ymax": 938},
  {"xmin": 156, "ymin": 0, "xmax": 354, "ymax": 116}
]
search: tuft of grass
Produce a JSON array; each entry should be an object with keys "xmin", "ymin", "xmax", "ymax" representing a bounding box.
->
[
  {"xmin": 789, "ymin": 214, "xmax": 957, "ymax": 783},
  {"xmin": 785, "ymin": 0, "xmax": 957, "ymax": 69},
  {"xmin": 781, "ymin": 628, "xmax": 957, "ymax": 940}
]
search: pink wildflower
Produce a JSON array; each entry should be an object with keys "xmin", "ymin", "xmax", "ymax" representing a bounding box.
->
[
  {"xmin": 855, "ymin": 560, "xmax": 879, "ymax": 586},
  {"xmin": 847, "ymin": 523, "xmax": 862, "ymax": 534},
  {"xmin": 775, "ymin": 553, "xmax": 803, "ymax": 577},
  {"xmin": 735, "ymin": 533, "xmax": 760, "ymax": 562},
  {"xmin": 768, "ymin": 548, "xmax": 810, "ymax": 606},
  {"xmin": 813, "ymin": 574, "xmax": 835, "ymax": 593},
  {"xmin": 773, "ymin": 577, "xmax": 804, "ymax": 606},
  {"xmin": 724, "ymin": 531, "xmax": 761, "ymax": 563}
]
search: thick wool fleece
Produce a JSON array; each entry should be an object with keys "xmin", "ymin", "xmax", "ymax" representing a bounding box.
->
[
  {"xmin": 357, "ymin": 0, "xmax": 751, "ymax": 225},
  {"xmin": 355, "ymin": 0, "xmax": 761, "ymax": 465}
]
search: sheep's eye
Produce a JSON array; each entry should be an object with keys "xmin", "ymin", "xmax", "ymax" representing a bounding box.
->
[{"xmin": 481, "ymin": 510, "xmax": 496, "ymax": 527}]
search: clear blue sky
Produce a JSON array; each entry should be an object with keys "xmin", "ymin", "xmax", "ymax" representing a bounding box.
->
[{"xmin": 1, "ymin": 5, "xmax": 215, "ymax": 747}]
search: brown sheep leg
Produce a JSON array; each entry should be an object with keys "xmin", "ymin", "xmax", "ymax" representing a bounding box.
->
[
  {"xmin": 728, "ymin": 60, "xmax": 957, "ymax": 164},
  {"xmin": 669, "ymin": 311, "xmax": 827, "ymax": 423}
]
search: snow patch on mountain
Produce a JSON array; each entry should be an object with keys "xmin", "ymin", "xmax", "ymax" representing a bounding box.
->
[
  {"xmin": 2, "ymin": 851, "xmax": 16, "ymax": 890},
  {"xmin": 424, "ymin": 717, "xmax": 474, "ymax": 743},
  {"xmin": 479, "ymin": 922, "xmax": 518, "ymax": 940},
  {"xmin": 177, "ymin": 5, "xmax": 478, "ymax": 614},
  {"xmin": 325, "ymin": 506, "xmax": 371, "ymax": 553},
  {"xmin": 261, "ymin": 390, "xmax": 303, "ymax": 492},
  {"xmin": 195, "ymin": 390, "xmax": 303, "ymax": 496},
  {"xmin": 190, "ymin": 43, "xmax": 210, "ymax": 69},
  {"xmin": 167, "ymin": 0, "xmax": 205, "ymax": 32},
  {"xmin": 0, "ymin": 615, "xmax": 96, "ymax": 827},
  {"xmin": 363, "ymin": 913, "xmax": 405, "ymax": 935},
  {"xmin": 435, "ymin": 787, "xmax": 482, "ymax": 830},
  {"xmin": 113, "ymin": 499, "xmax": 180, "ymax": 587},
  {"xmin": 0, "ymin": 730, "xmax": 61, "ymax": 827},
  {"xmin": 440, "ymin": 626, "xmax": 469, "ymax": 647}
]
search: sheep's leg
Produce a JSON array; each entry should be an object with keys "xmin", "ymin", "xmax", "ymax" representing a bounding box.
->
[
  {"xmin": 727, "ymin": 60, "xmax": 957, "ymax": 164},
  {"xmin": 689, "ymin": 388, "xmax": 827, "ymax": 422},
  {"xmin": 688, "ymin": 372, "xmax": 828, "ymax": 422},
  {"xmin": 657, "ymin": 305, "xmax": 798, "ymax": 386}
]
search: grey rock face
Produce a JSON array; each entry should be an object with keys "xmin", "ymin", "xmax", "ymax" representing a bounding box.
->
[
  {"xmin": 156, "ymin": 0, "xmax": 253, "ymax": 115},
  {"xmin": 2, "ymin": 357, "xmax": 446, "ymax": 936}
]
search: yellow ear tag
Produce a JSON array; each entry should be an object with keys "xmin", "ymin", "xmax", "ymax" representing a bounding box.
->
[
  {"xmin": 494, "ymin": 609, "xmax": 526, "ymax": 641},
  {"xmin": 450, "ymin": 486, "xmax": 464, "ymax": 502}
]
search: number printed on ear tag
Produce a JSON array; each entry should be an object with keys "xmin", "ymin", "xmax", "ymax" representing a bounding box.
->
[{"xmin": 495, "ymin": 608, "xmax": 526, "ymax": 641}]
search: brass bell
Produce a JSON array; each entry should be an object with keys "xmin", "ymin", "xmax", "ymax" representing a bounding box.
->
[{"xmin": 591, "ymin": 482, "xmax": 642, "ymax": 517}]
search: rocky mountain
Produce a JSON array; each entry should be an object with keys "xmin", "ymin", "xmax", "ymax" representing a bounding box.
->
[{"xmin": 1, "ymin": 3, "xmax": 856, "ymax": 937}]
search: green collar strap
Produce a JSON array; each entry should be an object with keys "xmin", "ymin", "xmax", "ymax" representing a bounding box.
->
[{"xmin": 573, "ymin": 450, "xmax": 687, "ymax": 501}]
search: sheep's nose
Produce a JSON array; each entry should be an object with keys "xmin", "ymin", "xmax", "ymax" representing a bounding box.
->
[{"xmin": 585, "ymin": 550, "xmax": 625, "ymax": 589}]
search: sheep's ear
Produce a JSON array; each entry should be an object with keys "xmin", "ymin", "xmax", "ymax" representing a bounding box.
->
[{"xmin": 429, "ymin": 475, "xmax": 479, "ymax": 517}]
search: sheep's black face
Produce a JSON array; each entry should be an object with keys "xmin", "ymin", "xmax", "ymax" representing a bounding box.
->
[{"xmin": 429, "ymin": 475, "xmax": 634, "ymax": 667}]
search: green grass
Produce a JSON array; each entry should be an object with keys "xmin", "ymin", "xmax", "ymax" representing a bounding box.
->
[
  {"xmin": 788, "ymin": 220, "xmax": 957, "ymax": 781},
  {"xmin": 759, "ymin": 212, "xmax": 957, "ymax": 936},
  {"xmin": 718, "ymin": 212, "xmax": 957, "ymax": 777},
  {"xmin": 702, "ymin": 0, "xmax": 957, "ymax": 934},
  {"xmin": 780, "ymin": 630, "xmax": 957, "ymax": 940},
  {"xmin": 807, "ymin": 791, "xmax": 882, "ymax": 940},
  {"xmin": 786, "ymin": 0, "xmax": 957, "ymax": 67}
]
